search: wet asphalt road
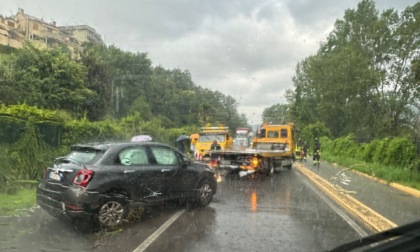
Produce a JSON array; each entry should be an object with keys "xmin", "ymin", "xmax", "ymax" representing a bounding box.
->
[{"xmin": 0, "ymin": 168, "xmax": 363, "ymax": 252}]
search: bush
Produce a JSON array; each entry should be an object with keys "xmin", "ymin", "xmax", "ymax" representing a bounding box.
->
[
  {"xmin": 360, "ymin": 139, "xmax": 380, "ymax": 163},
  {"xmin": 62, "ymin": 118, "xmax": 125, "ymax": 146},
  {"xmin": 384, "ymin": 138, "xmax": 417, "ymax": 167},
  {"xmin": 331, "ymin": 135, "xmax": 358, "ymax": 157},
  {"xmin": 372, "ymin": 138, "xmax": 391, "ymax": 164}
]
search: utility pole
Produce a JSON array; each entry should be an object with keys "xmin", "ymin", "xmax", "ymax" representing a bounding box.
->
[{"xmin": 111, "ymin": 74, "xmax": 145, "ymax": 117}]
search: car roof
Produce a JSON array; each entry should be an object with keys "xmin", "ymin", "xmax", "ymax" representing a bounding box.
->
[{"xmin": 71, "ymin": 141, "xmax": 173, "ymax": 152}]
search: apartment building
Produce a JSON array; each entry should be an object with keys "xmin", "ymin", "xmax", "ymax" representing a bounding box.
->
[{"xmin": 0, "ymin": 8, "xmax": 103, "ymax": 57}]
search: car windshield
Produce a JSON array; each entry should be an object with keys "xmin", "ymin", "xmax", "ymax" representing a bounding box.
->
[
  {"xmin": 1, "ymin": 1, "xmax": 419, "ymax": 252},
  {"xmin": 235, "ymin": 133, "xmax": 248, "ymax": 139}
]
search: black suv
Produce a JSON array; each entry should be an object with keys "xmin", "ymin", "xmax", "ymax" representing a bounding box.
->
[{"xmin": 37, "ymin": 142, "xmax": 217, "ymax": 229}]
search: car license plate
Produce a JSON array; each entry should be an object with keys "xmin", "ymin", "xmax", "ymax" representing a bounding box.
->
[
  {"xmin": 202, "ymin": 157, "xmax": 210, "ymax": 161},
  {"xmin": 49, "ymin": 171, "xmax": 61, "ymax": 181}
]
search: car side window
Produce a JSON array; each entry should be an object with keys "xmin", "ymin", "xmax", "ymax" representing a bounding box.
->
[
  {"xmin": 118, "ymin": 147, "xmax": 149, "ymax": 166},
  {"xmin": 150, "ymin": 146, "xmax": 180, "ymax": 165}
]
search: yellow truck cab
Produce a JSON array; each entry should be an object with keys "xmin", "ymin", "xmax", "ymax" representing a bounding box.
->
[
  {"xmin": 195, "ymin": 126, "xmax": 233, "ymax": 161},
  {"xmin": 251, "ymin": 123, "xmax": 295, "ymax": 168}
]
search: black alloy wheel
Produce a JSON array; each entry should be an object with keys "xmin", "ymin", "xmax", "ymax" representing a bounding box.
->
[
  {"xmin": 97, "ymin": 195, "xmax": 129, "ymax": 228},
  {"xmin": 196, "ymin": 180, "xmax": 214, "ymax": 207}
]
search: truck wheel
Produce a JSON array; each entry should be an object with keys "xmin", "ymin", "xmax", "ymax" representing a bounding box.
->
[
  {"xmin": 269, "ymin": 159, "xmax": 275, "ymax": 174},
  {"xmin": 263, "ymin": 159, "xmax": 273, "ymax": 176}
]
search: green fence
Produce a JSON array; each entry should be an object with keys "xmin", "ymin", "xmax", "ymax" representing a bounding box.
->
[{"xmin": 0, "ymin": 114, "xmax": 63, "ymax": 146}]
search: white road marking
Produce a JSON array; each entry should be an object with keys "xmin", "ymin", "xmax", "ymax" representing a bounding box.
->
[
  {"xmin": 133, "ymin": 209, "xmax": 186, "ymax": 252},
  {"xmin": 296, "ymin": 171, "xmax": 369, "ymax": 237}
]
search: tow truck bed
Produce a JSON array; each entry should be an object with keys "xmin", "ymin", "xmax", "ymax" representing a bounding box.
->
[{"xmin": 207, "ymin": 148, "xmax": 293, "ymax": 176}]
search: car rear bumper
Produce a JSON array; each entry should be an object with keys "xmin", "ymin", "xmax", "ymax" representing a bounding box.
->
[
  {"xmin": 36, "ymin": 193, "xmax": 92, "ymax": 218},
  {"xmin": 36, "ymin": 182, "xmax": 101, "ymax": 219}
]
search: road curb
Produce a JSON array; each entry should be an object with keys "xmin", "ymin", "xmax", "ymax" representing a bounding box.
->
[{"xmin": 294, "ymin": 163, "xmax": 397, "ymax": 233}]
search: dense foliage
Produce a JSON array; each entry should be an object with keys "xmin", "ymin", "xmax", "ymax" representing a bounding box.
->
[
  {"xmin": 0, "ymin": 43, "xmax": 247, "ymax": 129},
  {"xmin": 288, "ymin": 0, "xmax": 420, "ymax": 139},
  {"xmin": 262, "ymin": 104, "xmax": 292, "ymax": 124}
]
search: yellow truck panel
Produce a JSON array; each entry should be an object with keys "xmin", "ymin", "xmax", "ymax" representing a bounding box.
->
[
  {"xmin": 194, "ymin": 126, "xmax": 233, "ymax": 161},
  {"xmin": 252, "ymin": 123, "xmax": 295, "ymax": 158}
]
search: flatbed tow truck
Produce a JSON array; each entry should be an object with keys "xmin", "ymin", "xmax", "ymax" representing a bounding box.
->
[{"xmin": 208, "ymin": 123, "xmax": 296, "ymax": 177}]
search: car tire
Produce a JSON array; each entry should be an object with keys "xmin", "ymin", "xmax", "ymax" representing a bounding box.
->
[
  {"xmin": 96, "ymin": 194, "xmax": 129, "ymax": 229},
  {"xmin": 195, "ymin": 180, "xmax": 214, "ymax": 207}
]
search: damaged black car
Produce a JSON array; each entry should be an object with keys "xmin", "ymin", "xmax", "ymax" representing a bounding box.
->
[{"xmin": 36, "ymin": 142, "xmax": 217, "ymax": 229}]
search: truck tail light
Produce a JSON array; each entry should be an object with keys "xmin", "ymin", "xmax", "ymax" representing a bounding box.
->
[
  {"xmin": 73, "ymin": 169, "xmax": 93, "ymax": 187},
  {"xmin": 251, "ymin": 157, "xmax": 259, "ymax": 168},
  {"xmin": 209, "ymin": 159, "xmax": 218, "ymax": 168}
]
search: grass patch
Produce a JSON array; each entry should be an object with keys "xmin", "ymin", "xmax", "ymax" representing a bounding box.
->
[
  {"xmin": 0, "ymin": 188, "xmax": 37, "ymax": 216},
  {"xmin": 322, "ymin": 152, "xmax": 420, "ymax": 190},
  {"xmin": 0, "ymin": 52, "xmax": 12, "ymax": 62}
]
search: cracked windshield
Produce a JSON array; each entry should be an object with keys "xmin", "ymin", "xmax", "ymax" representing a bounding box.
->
[{"xmin": 1, "ymin": 0, "xmax": 420, "ymax": 251}]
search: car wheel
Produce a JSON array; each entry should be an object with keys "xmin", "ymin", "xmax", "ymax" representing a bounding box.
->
[
  {"xmin": 196, "ymin": 180, "xmax": 214, "ymax": 207},
  {"xmin": 97, "ymin": 195, "xmax": 129, "ymax": 229}
]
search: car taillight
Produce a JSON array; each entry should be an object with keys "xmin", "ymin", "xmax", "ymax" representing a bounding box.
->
[
  {"xmin": 73, "ymin": 169, "xmax": 93, "ymax": 187},
  {"xmin": 66, "ymin": 204, "xmax": 84, "ymax": 211}
]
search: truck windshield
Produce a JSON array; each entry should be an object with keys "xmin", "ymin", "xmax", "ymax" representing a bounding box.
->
[{"xmin": 198, "ymin": 134, "xmax": 226, "ymax": 142}]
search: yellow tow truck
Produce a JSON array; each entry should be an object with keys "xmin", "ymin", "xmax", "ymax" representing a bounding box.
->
[{"xmin": 209, "ymin": 123, "xmax": 296, "ymax": 176}]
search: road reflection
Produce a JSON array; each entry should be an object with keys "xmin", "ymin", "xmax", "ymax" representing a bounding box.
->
[{"xmin": 250, "ymin": 190, "xmax": 258, "ymax": 212}]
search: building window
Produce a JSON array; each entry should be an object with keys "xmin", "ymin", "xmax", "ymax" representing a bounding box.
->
[
  {"xmin": 33, "ymin": 23, "xmax": 38, "ymax": 30},
  {"xmin": 7, "ymin": 21, "xmax": 15, "ymax": 28}
]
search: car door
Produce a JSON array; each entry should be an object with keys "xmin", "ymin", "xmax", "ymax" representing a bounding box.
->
[
  {"xmin": 117, "ymin": 146, "xmax": 166, "ymax": 202},
  {"xmin": 148, "ymin": 146, "xmax": 185, "ymax": 199},
  {"xmin": 170, "ymin": 157, "xmax": 201, "ymax": 199},
  {"xmin": 149, "ymin": 145, "xmax": 199, "ymax": 199}
]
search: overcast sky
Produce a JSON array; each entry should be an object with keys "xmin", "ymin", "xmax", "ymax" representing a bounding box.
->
[{"xmin": 2, "ymin": 0, "xmax": 417, "ymax": 124}]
